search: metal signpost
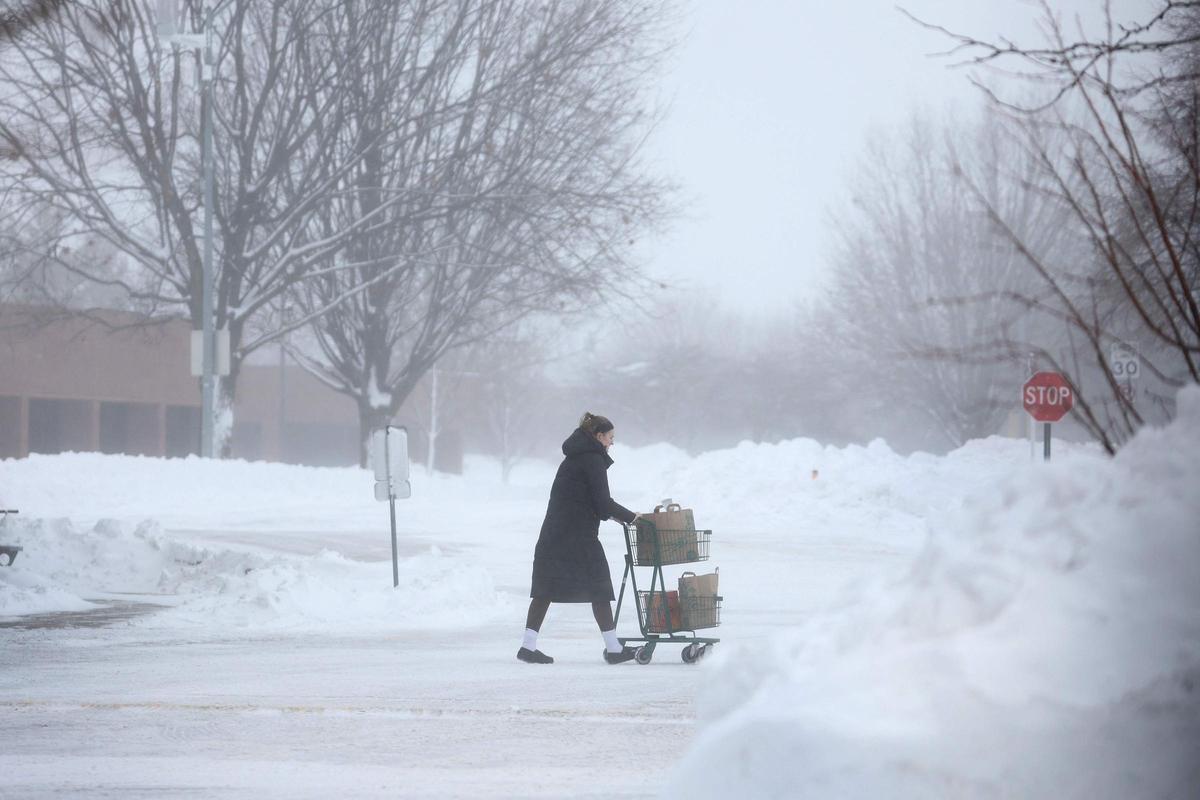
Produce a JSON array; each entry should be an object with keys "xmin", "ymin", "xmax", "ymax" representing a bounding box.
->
[
  {"xmin": 159, "ymin": 0, "xmax": 229, "ymax": 458},
  {"xmin": 371, "ymin": 426, "xmax": 411, "ymax": 587},
  {"xmin": 1022, "ymin": 372, "xmax": 1074, "ymax": 460}
]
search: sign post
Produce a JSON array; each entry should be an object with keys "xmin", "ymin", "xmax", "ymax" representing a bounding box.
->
[
  {"xmin": 1022, "ymin": 372, "xmax": 1074, "ymax": 460},
  {"xmin": 370, "ymin": 426, "xmax": 411, "ymax": 587}
]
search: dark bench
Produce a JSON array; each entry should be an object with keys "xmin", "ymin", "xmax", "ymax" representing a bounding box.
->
[{"xmin": 0, "ymin": 509, "xmax": 20, "ymax": 566}]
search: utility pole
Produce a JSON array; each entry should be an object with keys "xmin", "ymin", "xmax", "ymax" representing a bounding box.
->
[
  {"xmin": 426, "ymin": 368, "xmax": 439, "ymax": 475},
  {"xmin": 159, "ymin": 0, "xmax": 222, "ymax": 458},
  {"xmin": 200, "ymin": 13, "xmax": 216, "ymax": 457}
]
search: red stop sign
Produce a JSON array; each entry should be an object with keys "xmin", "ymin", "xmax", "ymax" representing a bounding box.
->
[{"xmin": 1023, "ymin": 372, "xmax": 1074, "ymax": 422}]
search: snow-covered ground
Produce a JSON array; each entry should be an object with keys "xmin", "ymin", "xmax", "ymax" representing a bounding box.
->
[{"xmin": 1, "ymin": 390, "xmax": 1197, "ymax": 798}]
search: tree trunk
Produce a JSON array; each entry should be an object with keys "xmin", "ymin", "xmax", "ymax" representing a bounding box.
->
[{"xmin": 357, "ymin": 402, "xmax": 393, "ymax": 469}]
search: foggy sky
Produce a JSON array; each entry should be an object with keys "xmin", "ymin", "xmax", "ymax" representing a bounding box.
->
[{"xmin": 646, "ymin": 0, "xmax": 1150, "ymax": 314}]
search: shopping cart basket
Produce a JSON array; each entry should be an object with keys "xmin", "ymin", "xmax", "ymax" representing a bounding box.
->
[{"xmin": 613, "ymin": 518, "xmax": 721, "ymax": 664}]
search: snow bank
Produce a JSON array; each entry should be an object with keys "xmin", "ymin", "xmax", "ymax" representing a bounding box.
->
[
  {"xmin": 614, "ymin": 433, "xmax": 1085, "ymax": 548},
  {"xmin": 0, "ymin": 566, "xmax": 97, "ymax": 616},
  {"xmin": 0, "ymin": 450, "xmax": 552, "ymax": 532},
  {"xmin": 1, "ymin": 426, "xmax": 1068, "ymax": 544},
  {"xmin": 0, "ymin": 517, "xmax": 168, "ymax": 615},
  {"xmin": 0, "ymin": 422, "xmax": 1094, "ymax": 634},
  {"xmin": 0, "ymin": 517, "xmax": 510, "ymax": 630},
  {"xmin": 666, "ymin": 387, "xmax": 1200, "ymax": 799}
]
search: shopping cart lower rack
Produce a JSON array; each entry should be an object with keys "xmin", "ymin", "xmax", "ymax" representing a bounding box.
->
[{"xmin": 613, "ymin": 518, "xmax": 721, "ymax": 664}]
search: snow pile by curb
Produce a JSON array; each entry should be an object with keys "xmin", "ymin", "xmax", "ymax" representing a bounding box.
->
[
  {"xmin": 666, "ymin": 387, "xmax": 1200, "ymax": 799},
  {"xmin": 614, "ymin": 434, "xmax": 1095, "ymax": 552},
  {"xmin": 0, "ymin": 451, "xmax": 552, "ymax": 533},
  {"xmin": 0, "ymin": 517, "xmax": 510, "ymax": 630},
  {"xmin": 151, "ymin": 543, "xmax": 509, "ymax": 632},
  {"xmin": 0, "ymin": 518, "xmax": 168, "ymax": 615}
]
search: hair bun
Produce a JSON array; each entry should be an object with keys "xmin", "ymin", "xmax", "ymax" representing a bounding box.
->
[{"xmin": 579, "ymin": 411, "xmax": 613, "ymax": 435}]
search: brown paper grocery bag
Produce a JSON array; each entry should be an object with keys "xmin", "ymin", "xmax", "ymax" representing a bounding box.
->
[
  {"xmin": 645, "ymin": 500, "xmax": 696, "ymax": 532},
  {"xmin": 678, "ymin": 569, "xmax": 718, "ymax": 597},
  {"xmin": 635, "ymin": 499, "xmax": 698, "ymax": 564},
  {"xmin": 646, "ymin": 590, "xmax": 682, "ymax": 632},
  {"xmin": 635, "ymin": 522, "xmax": 699, "ymax": 565},
  {"xmin": 678, "ymin": 569, "xmax": 720, "ymax": 629}
]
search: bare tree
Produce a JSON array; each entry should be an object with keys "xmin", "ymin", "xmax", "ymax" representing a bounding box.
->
[
  {"xmin": 287, "ymin": 0, "xmax": 674, "ymax": 465},
  {"xmin": 821, "ymin": 110, "xmax": 1075, "ymax": 450},
  {"xmin": 580, "ymin": 294, "xmax": 792, "ymax": 452},
  {"xmin": 0, "ymin": 0, "xmax": 411, "ymax": 455},
  {"xmin": 448, "ymin": 331, "xmax": 562, "ymax": 482},
  {"xmin": 0, "ymin": 0, "xmax": 66, "ymax": 50},
  {"xmin": 908, "ymin": 1, "xmax": 1200, "ymax": 450},
  {"xmin": 1, "ymin": 0, "xmax": 95, "ymax": 298}
]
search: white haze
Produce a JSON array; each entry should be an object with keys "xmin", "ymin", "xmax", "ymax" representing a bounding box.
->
[{"xmin": 644, "ymin": 0, "xmax": 1153, "ymax": 313}]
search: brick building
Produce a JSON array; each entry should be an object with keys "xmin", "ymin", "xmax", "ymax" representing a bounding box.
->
[{"xmin": 0, "ymin": 304, "xmax": 460, "ymax": 469}]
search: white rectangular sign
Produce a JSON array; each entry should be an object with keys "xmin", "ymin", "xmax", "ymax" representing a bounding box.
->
[
  {"xmin": 370, "ymin": 426, "xmax": 410, "ymax": 501},
  {"xmin": 190, "ymin": 329, "xmax": 231, "ymax": 376},
  {"xmin": 1109, "ymin": 344, "xmax": 1139, "ymax": 381}
]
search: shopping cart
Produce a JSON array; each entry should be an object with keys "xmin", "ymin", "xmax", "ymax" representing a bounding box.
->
[
  {"xmin": 0, "ymin": 509, "xmax": 21, "ymax": 567},
  {"xmin": 613, "ymin": 518, "xmax": 721, "ymax": 664}
]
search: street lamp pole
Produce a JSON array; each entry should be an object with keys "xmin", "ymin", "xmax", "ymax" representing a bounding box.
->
[
  {"xmin": 426, "ymin": 368, "xmax": 438, "ymax": 475},
  {"xmin": 200, "ymin": 12, "xmax": 215, "ymax": 458},
  {"xmin": 160, "ymin": 0, "xmax": 218, "ymax": 457}
]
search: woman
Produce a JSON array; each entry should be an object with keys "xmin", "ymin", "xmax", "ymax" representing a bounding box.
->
[{"xmin": 518, "ymin": 412, "xmax": 641, "ymax": 665}]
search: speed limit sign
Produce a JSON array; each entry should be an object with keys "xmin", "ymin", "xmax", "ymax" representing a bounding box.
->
[{"xmin": 1110, "ymin": 344, "xmax": 1140, "ymax": 381}]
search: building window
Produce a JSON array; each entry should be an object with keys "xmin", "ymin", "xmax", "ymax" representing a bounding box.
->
[
  {"xmin": 100, "ymin": 401, "xmax": 160, "ymax": 456},
  {"xmin": 166, "ymin": 405, "xmax": 200, "ymax": 458},
  {"xmin": 28, "ymin": 398, "xmax": 91, "ymax": 454},
  {"xmin": 0, "ymin": 396, "xmax": 21, "ymax": 459}
]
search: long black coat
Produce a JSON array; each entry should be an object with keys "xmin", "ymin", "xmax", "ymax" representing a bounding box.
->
[{"xmin": 530, "ymin": 428, "xmax": 636, "ymax": 602}]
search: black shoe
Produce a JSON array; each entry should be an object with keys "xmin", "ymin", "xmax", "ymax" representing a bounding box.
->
[
  {"xmin": 517, "ymin": 647, "xmax": 553, "ymax": 664},
  {"xmin": 603, "ymin": 645, "xmax": 638, "ymax": 664}
]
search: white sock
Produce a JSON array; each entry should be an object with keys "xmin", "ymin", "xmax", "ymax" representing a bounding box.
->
[
  {"xmin": 522, "ymin": 628, "xmax": 538, "ymax": 651},
  {"xmin": 602, "ymin": 628, "xmax": 622, "ymax": 653}
]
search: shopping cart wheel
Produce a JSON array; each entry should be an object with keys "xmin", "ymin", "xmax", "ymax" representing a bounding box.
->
[
  {"xmin": 635, "ymin": 646, "xmax": 653, "ymax": 665},
  {"xmin": 681, "ymin": 643, "xmax": 701, "ymax": 664}
]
